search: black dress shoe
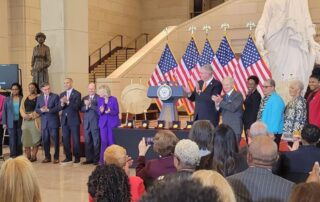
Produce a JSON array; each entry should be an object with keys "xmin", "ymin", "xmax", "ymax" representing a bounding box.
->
[
  {"xmin": 93, "ymin": 162, "xmax": 99, "ymax": 165},
  {"xmin": 82, "ymin": 161, "xmax": 93, "ymax": 165},
  {"xmin": 42, "ymin": 158, "xmax": 51, "ymax": 163}
]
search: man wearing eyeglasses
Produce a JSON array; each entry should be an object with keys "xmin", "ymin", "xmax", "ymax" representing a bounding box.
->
[{"xmin": 257, "ymin": 79, "xmax": 285, "ymax": 148}]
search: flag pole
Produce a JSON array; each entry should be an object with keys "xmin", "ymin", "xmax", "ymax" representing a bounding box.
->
[
  {"xmin": 221, "ymin": 23, "xmax": 230, "ymax": 36},
  {"xmin": 246, "ymin": 21, "xmax": 256, "ymax": 38},
  {"xmin": 203, "ymin": 24, "xmax": 211, "ymax": 39}
]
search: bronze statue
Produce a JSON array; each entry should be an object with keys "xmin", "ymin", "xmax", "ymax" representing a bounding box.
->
[{"xmin": 31, "ymin": 32, "xmax": 51, "ymax": 85}]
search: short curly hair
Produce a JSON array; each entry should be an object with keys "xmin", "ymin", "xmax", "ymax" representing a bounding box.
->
[
  {"xmin": 174, "ymin": 139, "xmax": 200, "ymax": 167},
  {"xmin": 140, "ymin": 178, "xmax": 221, "ymax": 202},
  {"xmin": 153, "ymin": 130, "xmax": 179, "ymax": 156},
  {"xmin": 35, "ymin": 32, "xmax": 46, "ymax": 40},
  {"xmin": 87, "ymin": 164, "xmax": 131, "ymax": 202}
]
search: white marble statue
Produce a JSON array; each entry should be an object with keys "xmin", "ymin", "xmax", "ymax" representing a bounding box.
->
[{"xmin": 255, "ymin": 0, "xmax": 320, "ymax": 101}]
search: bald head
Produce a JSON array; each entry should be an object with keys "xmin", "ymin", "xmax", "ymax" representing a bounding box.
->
[{"xmin": 248, "ymin": 136, "xmax": 278, "ymax": 167}]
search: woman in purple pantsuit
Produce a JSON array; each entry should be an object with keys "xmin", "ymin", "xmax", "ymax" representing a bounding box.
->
[{"xmin": 97, "ymin": 85, "xmax": 120, "ymax": 163}]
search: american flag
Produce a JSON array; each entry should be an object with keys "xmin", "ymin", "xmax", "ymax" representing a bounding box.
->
[
  {"xmin": 148, "ymin": 44, "xmax": 178, "ymax": 109},
  {"xmin": 198, "ymin": 39, "xmax": 215, "ymax": 67},
  {"xmin": 236, "ymin": 36, "xmax": 271, "ymax": 95},
  {"xmin": 175, "ymin": 38, "xmax": 200, "ymax": 114},
  {"xmin": 212, "ymin": 36, "xmax": 238, "ymax": 82}
]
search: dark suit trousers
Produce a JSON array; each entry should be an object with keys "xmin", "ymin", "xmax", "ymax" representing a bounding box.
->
[
  {"xmin": 8, "ymin": 121, "xmax": 23, "ymax": 157},
  {"xmin": 42, "ymin": 128, "xmax": 60, "ymax": 160},
  {"xmin": 84, "ymin": 127, "xmax": 100, "ymax": 163},
  {"xmin": 62, "ymin": 124, "xmax": 80, "ymax": 160}
]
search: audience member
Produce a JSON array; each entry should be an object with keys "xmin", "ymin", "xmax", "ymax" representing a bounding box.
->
[
  {"xmin": 283, "ymin": 80, "xmax": 307, "ymax": 141},
  {"xmin": 35, "ymin": 82, "xmax": 60, "ymax": 163},
  {"xmin": 243, "ymin": 75, "xmax": 261, "ymax": 143},
  {"xmin": 136, "ymin": 130, "xmax": 178, "ymax": 187},
  {"xmin": 212, "ymin": 77, "xmax": 244, "ymax": 142},
  {"xmin": 257, "ymin": 79, "xmax": 285, "ymax": 147},
  {"xmin": 97, "ymin": 84, "xmax": 120, "ymax": 163},
  {"xmin": 289, "ymin": 182, "xmax": 320, "ymax": 202},
  {"xmin": 0, "ymin": 156, "xmax": 42, "ymax": 202},
  {"xmin": 227, "ymin": 136, "xmax": 294, "ymax": 202},
  {"xmin": 20, "ymin": 82, "xmax": 41, "ymax": 162},
  {"xmin": 206, "ymin": 124, "xmax": 248, "ymax": 176},
  {"xmin": 140, "ymin": 178, "xmax": 221, "ymax": 202},
  {"xmin": 188, "ymin": 120, "xmax": 214, "ymax": 169},
  {"xmin": 2, "ymin": 83, "xmax": 23, "ymax": 157},
  {"xmin": 306, "ymin": 74, "xmax": 320, "ymax": 127},
  {"xmin": 87, "ymin": 164, "xmax": 131, "ymax": 202},
  {"xmin": 278, "ymin": 124, "xmax": 320, "ymax": 183},
  {"xmin": 192, "ymin": 170, "xmax": 236, "ymax": 202},
  {"xmin": 81, "ymin": 83, "xmax": 100, "ymax": 165},
  {"xmin": 104, "ymin": 145, "xmax": 145, "ymax": 202},
  {"xmin": 0, "ymin": 93, "xmax": 6, "ymax": 158},
  {"xmin": 60, "ymin": 78, "xmax": 82, "ymax": 165},
  {"xmin": 185, "ymin": 64, "xmax": 222, "ymax": 127}
]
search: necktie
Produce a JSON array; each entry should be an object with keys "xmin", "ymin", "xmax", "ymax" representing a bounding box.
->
[
  {"xmin": 202, "ymin": 83, "xmax": 207, "ymax": 92},
  {"xmin": 45, "ymin": 95, "xmax": 48, "ymax": 106}
]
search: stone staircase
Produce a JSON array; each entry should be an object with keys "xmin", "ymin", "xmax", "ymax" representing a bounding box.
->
[{"xmin": 89, "ymin": 48, "xmax": 136, "ymax": 83}]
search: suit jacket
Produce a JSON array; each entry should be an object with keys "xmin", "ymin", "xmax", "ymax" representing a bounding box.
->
[
  {"xmin": 97, "ymin": 96, "xmax": 120, "ymax": 128},
  {"xmin": 227, "ymin": 167, "xmax": 294, "ymax": 202},
  {"xmin": 219, "ymin": 90, "xmax": 244, "ymax": 135},
  {"xmin": 2, "ymin": 96, "xmax": 23, "ymax": 128},
  {"xmin": 188, "ymin": 79, "xmax": 222, "ymax": 126},
  {"xmin": 243, "ymin": 90, "xmax": 261, "ymax": 130},
  {"xmin": 80, "ymin": 94, "xmax": 99, "ymax": 130},
  {"xmin": 60, "ymin": 89, "xmax": 81, "ymax": 126},
  {"xmin": 277, "ymin": 145, "xmax": 320, "ymax": 183},
  {"xmin": 35, "ymin": 93, "xmax": 60, "ymax": 129}
]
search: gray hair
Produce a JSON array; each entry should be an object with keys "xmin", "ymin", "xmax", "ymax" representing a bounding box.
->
[
  {"xmin": 249, "ymin": 121, "xmax": 268, "ymax": 137},
  {"xmin": 201, "ymin": 64, "xmax": 213, "ymax": 73},
  {"xmin": 98, "ymin": 85, "xmax": 111, "ymax": 96},
  {"xmin": 290, "ymin": 80, "xmax": 304, "ymax": 92},
  {"xmin": 174, "ymin": 139, "xmax": 200, "ymax": 167},
  {"xmin": 222, "ymin": 76, "xmax": 234, "ymax": 85},
  {"xmin": 265, "ymin": 79, "xmax": 276, "ymax": 87}
]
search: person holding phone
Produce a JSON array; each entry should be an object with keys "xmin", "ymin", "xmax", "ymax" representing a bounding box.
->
[{"xmin": 97, "ymin": 85, "xmax": 120, "ymax": 164}]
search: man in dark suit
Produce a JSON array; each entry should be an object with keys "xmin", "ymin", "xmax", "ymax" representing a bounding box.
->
[
  {"xmin": 185, "ymin": 64, "xmax": 222, "ymax": 127},
  {"xmin": 60, "ymin": 78, "xmax": 81, "ymax": 165},
  {"xmin": 243, "ymin": 75, "xmax": 261, "ymax": 143},
  {"xmin": 35, "ymin": 82, "xmax": 60, "ymax": 163},
  {"xmin": 212, "ymin": 76, "xmax": 243, "ymax": 142},
  {"xmin": 277, "ymin": 124, "xmax": 320, "ymax": 183},
  {"xmin": 227, "ymin": 136, "xmax": 294, "ymax": 202},
  {"xmin": 81, "ymin": 83, "xmax": 100, "ymax": 165}
]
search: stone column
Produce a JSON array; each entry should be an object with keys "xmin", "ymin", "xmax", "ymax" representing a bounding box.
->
[
  {"xmin": 41, "ymin": 0, "xmax": 88, "ymax": 94},
  {"xmin": 0, "ymin": 0, "xmax": 9, "ymax": 63}
]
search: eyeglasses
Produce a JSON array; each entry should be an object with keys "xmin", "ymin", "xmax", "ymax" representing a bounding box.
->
[
  {"xmin": 11, "ymin": 88, "xmax": 19, "ymax": 90},
  {"xmin": 262, "ymin": 85, "xmax": 272, "ymax": 88}
]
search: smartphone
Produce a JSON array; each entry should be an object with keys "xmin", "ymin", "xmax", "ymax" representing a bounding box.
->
[{"xmin": 145, "ymin": 137, "xmax": 154, "ymax": 145}]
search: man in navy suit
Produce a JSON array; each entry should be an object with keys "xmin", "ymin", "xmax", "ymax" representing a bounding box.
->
[
  {"xmin": 277, "ymin": 124, "xmax": 320, "ymax": 183},
  {"xmin": 185, "ymin": 64, "xmax": 222, "ymax": 127},
  {"xmin": 81, "ymin": 83, "xmax": 100, "ymax": 165},
  {"xmin": 35, "ymin": 82, "xmax": 60, "ymax": 163},
  {"xmin": 60, "ymin": 78, "xmax": 82, "ymax": 165}
]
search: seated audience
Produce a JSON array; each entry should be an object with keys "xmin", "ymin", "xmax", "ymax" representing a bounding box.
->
[
  {"xmin": 307, "ymin": 74, "xmax": 320, "ymax": 127},
  {"xmin": 140, "ymin": 178, "xmax": 221, "ymax": 202},
  {"xmin": 0, "ymin": 156, "xmax": 41, "ymax": 202},
  {"xmin": 87, "ymin": 164, "xmax": 131, "ymax": 202},
  {"xmin": 283, "ymin": 80, "xmax": 307, "ymax": 141},
  {"xmin": 227, "ymin": 136, "xmax": 294, "ymax": 202},
  {"xmin": 188, "ymin": 120, "xmax": 214, "ymax": 169},
  {"xmin": 104, "ymin": 145, "xmax": 145, "ymax": 202},
  {"xmin": 172, "ymin": 139, "xmax": 200, "ymax": 178},
  {"xmin": 278, "ymin": 124, "xmax": 320, "ymax": 183},
  {"xmin": 200, "ymin": 124, "xmax": 248, "ymax": 176},
  {"xmin": 289, "ymin": 182, "xmax": 320, "ymax": 202},
  {"xmin": 192, "ymin": 170, "xmax": 236, "ymax": 202},
  {"xmin": 136, "ymin": 130, "xmax": 178, "ymax": 187}
]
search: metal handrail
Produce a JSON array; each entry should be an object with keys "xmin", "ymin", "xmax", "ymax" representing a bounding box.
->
[
  {"xmin": 89, "ymin": 34, "xmax": 123, "ymax": 72},
  {"xmin": 126, "ymin": 33, "xmax": 149, "ymax": 51}
]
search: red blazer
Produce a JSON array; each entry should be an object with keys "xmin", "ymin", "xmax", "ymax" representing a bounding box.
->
[{"xmin": 308, "ymin": 90, "xmax": 320, "ymax": 127}]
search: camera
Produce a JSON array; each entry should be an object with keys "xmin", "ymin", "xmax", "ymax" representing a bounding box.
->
[{"xmin": 145, "ymin": 137, "xmax": 154, "ymax": 145}]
